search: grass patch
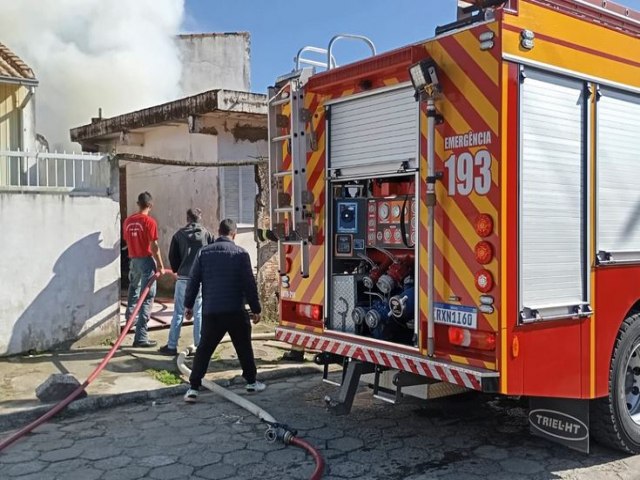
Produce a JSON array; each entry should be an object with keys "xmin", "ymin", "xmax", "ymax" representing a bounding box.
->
[{"xmin": 147, "ymin": 369, "xmax": 183, "ymax": 385}]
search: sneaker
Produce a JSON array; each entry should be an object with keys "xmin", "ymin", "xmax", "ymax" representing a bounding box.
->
[
  {"xmin": 246, "ymin": 381, "xmax": 266, "ymax": 393},
  {"xmin": 184, "ymin": 388, "xmax": 199, "ymax": 403},
  {"xmin": 132, "ymin": 340, "xmax": 157, "ymax": 348},
  {"xmin": 158, "ymin": 345, "xmax": 178, "ymax": 356}
]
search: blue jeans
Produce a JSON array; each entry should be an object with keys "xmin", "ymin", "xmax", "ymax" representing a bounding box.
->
[
  {"xmin": 126, "ymin": 256, "xmax": 156, "ymax": 343},
  {"xmin": 167, "ymin": 278, "xmax": 202, "ymax": 349}
]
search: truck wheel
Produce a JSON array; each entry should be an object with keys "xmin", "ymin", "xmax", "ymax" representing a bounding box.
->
[{"xmin": 592, "ymin": 312, "xmax": 640, "ymax": 453}]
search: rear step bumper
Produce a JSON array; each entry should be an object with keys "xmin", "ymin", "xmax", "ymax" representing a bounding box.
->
[{"xmin": 276, "ymin": 327, "xmax": 500, "ymax": 392}]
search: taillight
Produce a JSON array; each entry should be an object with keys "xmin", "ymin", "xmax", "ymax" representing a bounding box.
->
[
  {"xmin": 296, "ymin": 303, "xmax": 322, "ymax": 321},
  {"xmin": 448, "ymin": 327, "xmax": 496, "ymax": 351},
  {"xmin": 475, "ymin": 241, "xmax": 493, "ymax": 265},
  {"xmin": 474, "ymin": 269, "xmax": 494, "ymax": 293},
  {"xmin": 475, "ymin": 214, "xmax": 493, "ymax": 238}
]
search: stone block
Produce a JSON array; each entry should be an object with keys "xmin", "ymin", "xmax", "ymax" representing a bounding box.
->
[{"xmin": 35, "ymin": 374, "xmax": 87, "ymax": 403}]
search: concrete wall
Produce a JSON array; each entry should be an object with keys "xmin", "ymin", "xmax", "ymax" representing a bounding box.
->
[
  {"xmin": 99, "ymin": 117, "xmax": 267, "ymax": 289},
  {"xmin": 0, "ymin": 187, "xmax": 121, "ymax": 356},
  {"xmin": 118, "ymin": 123, "xmax": 221, "ymax": 263},
  {"xmin": 177, "ymin": 33, "xmax": 250, "ymax": 96}
]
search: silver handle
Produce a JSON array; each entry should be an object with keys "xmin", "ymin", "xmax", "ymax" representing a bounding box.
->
[
  {"xmin": 295, "ymin": 46, "xmax": 337, "ymax": 70},
  {"xmin": 327, "ymin": 34, "xmax": 376, "ymax": 70}
]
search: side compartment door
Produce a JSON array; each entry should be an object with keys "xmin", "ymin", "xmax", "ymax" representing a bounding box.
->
[
  {"xmin": 596, "ymin": 88, "xmax": 640, "ymax": 263},
  {"xmin": 518, "ymin": 68, "xmax": 589, "ymax": 397}
]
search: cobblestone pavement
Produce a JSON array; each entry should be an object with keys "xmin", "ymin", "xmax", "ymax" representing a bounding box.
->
[{"xmin": 1, "ymin": 374, "xmax": 640, "ymax": 480}]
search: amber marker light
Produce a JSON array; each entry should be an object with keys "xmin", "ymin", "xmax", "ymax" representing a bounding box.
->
[
  {"xmin": 475, "ymin": 241, "xmax": 494, "ymax": 265},
  {"xmin": 475, "ymin": 214, "xmax": 494, "ymax": 238}
]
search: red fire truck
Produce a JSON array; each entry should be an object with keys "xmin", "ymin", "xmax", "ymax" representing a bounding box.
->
[{"xmin": 265, "ymin": 0, "xmax": 640, "ymax": 453}]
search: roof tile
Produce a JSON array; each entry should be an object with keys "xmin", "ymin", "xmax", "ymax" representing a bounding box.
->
[{"xmin": 0, "ymin": 42, "xmax": 35, "ymax": 80}]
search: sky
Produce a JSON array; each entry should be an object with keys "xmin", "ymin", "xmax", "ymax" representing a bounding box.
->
[
  {"xmin": 184, "ymin": 0, "xmax": 640, "ymax": 94},
  {"xmin": 184, "ymin": 0, "xmax": 457, "ymax": 92}
]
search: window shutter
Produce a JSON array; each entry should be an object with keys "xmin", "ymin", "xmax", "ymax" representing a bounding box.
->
[
  {"xmin": 223, "ymin": 166, "xmax": 240, "ymax": 222},
  {"xmin": 240, "ymin": 166, "xmax": 256, "ymax": 225}
]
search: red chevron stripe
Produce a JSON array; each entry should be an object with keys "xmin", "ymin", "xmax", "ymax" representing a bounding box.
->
[
  {"xmin": 438, "ymin": 36, "xmax": 499, "ymax": 107},
  {"xmin": 438, "ymin": 69, "xmax": 497, "ymax": 138}
]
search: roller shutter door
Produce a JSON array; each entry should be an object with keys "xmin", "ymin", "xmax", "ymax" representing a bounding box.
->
[
  {"xmin": 329, "ymin": 86, "xmax": 418, "ymax": 172},
  {"xmin": 519, "ymin": 69, "xmax": 588, "ymax": 321},
  {"xmin": 596, "ymin": 88, "xmax": 640, "ymax": 263}
]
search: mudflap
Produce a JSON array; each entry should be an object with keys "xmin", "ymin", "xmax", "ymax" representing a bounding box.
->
[{"xmin": 529, "ymin": 397, "xmax": 590, "ymax": 454}]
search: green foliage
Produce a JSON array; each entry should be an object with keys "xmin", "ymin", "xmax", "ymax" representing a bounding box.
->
[{"xmin": 147, "ymin": 369, "xmax": 182, "ymax": 385}]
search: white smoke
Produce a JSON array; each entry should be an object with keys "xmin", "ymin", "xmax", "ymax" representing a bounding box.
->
[{"xmin": 0, "ymin": 0, "xmax": 185, "ymax": 151}]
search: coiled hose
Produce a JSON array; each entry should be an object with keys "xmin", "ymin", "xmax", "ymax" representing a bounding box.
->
[{"xmin": 0, "ymin": 271, "xmax": 164, "ymax": 452}]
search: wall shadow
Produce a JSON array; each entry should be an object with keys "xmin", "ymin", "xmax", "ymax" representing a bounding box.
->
[{"xmin": 7, "ymin": 232, "xmax": 120, "ymax": 355}]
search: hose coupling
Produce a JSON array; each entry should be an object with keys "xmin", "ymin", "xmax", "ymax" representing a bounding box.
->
[{"xmin": 264, "ymin": 422, "xmax": 298, "ymax": 445}]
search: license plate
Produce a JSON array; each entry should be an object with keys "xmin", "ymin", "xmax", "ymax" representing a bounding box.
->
[{"xmin": 434, "ymin": 303, "xmax": 478, "ymax": 329}]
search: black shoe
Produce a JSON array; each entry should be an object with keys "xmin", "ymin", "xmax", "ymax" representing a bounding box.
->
[
  {"xmin": 281, "ymin": 350, "xmax": 305, "ymax": 362},
  {"xmin": 132, "ymin": 340, "xmax": 158, "ymax": 348},
  {"xmin": 158, "ymin": 345, "xmax": 178, "ymax": 356}
]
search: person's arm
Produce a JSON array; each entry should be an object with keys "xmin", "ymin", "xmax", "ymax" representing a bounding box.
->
[
  {"xmin": 240, "ymin": 251, "xmax": 261, "ymax": 322},
  {"xmin": 148, "ymin": 218, "xmax": 164, "ymax": 271},
  {"xmin": 151, "ymin": 240, "xmax": 164, "ymax": 272},
  {"xmin": 184, "ymin": 253, "xmax": 202, "ymax": 319},
  {"xmin": 168, "ymin": 234, "xmax": 180, "ymax": 273}
]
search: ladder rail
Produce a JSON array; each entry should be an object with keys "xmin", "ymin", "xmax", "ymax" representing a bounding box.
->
[{"xmin": 268, "ymin": 70, "xmax": 315, "ymax": 279}]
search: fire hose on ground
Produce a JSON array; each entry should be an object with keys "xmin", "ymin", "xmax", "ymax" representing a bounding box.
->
[
  {"xmin": 177, "ymin": 342, "xmax": 325, "ymax": 479},
  {"xmin": 0, "ymin": 270, "xmax": 165, "ymax": 452},
  {"xmin": 0, "ymin": 271, "xmax": 326, "ymax": 479}
]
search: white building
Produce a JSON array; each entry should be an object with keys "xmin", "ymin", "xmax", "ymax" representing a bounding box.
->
[
  {"xmin": 1, "ymin": 42, "xmax": 121, "ymax": 356},
  {"xmin": 70, "ymin": 89, "xmax": 268, "ymax": 291}
]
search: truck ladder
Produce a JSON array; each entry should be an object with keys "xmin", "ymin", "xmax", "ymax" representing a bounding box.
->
[{"xmin": 267, "ymin": 68, "xmax": 314, "ymax": 278}]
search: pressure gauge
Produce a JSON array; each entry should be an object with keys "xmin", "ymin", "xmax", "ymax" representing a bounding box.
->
[
  {"xmin": 384, "ymin": 229, "xmax": 392, "ymax": 242},
  {"xmin": 392, "ymin": 205, "xmax": 401, "ymax": 219},
  {"xmin": 394, "ymin": 230, "xmax": 402, "ymax": 241},
  {"xmin": 379, "ymin": 203, "xmax": 389, "ymax": 221}
]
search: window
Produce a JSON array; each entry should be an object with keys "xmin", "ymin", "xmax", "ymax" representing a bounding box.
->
[{"xmin": 221, "ymin": 165, "xmax": 256, "ymax": 226}]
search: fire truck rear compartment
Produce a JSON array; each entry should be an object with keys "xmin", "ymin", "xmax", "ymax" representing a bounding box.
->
[{"xmin": 327, "ymin": 175, "xmax": 418, "ymax": 348}]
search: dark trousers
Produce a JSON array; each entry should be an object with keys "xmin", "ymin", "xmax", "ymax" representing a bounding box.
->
[{"xmin": 189, "ymin": 311, "xmax": 257, "ymax": 389}]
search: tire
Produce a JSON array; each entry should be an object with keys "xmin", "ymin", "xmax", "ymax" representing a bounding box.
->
[{"xmin": 592, "ymin": 312, "xmax": 640, "ymax": 453}]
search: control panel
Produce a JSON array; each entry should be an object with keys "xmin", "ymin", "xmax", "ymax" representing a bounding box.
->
[
  {"xmin": 334, "ymin": 199, "xmax": 366, "ymax": 257},
  {"xmin": 366, "ymin": 197, "xmax": 415, "ymax": 248}
]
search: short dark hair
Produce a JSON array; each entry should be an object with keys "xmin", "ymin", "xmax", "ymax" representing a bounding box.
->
[
  {"xmin": 218, "ymin": 218, "xmax": 237, "ymax": 236},
  {"xmin": 137, "ymin": 191, "xmax": 153, "ymax": 209},
  {"xmin": 186, "ymin": 208, "xmax": 202, "ymax": 223}
]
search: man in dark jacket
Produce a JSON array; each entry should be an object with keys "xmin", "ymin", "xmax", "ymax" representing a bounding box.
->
[
  {"xmin": 183, "ymin": 219, "xmax": 265, "ymax": 402},
  {"xmin": 159, "ymin": 208, "xmax": 213, "ymax": 356}
]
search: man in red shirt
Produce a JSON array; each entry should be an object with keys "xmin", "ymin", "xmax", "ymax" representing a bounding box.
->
[{"xmin": 123, "ymin": 191, "xmax": 165, "ymax": 347}]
